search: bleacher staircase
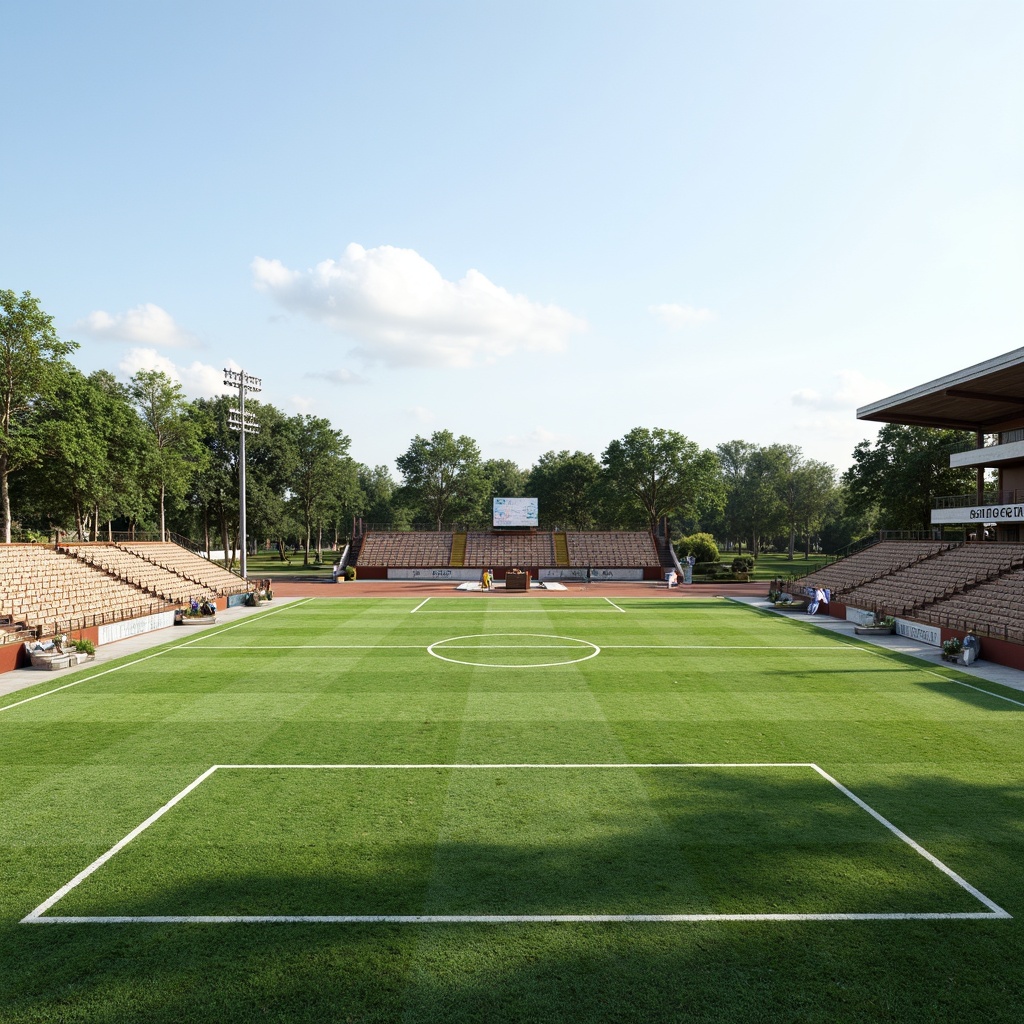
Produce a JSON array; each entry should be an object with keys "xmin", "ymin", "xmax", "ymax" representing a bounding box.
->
[{"xmin": 450, "ymin": 532, "xmax": 467, "ymax": 567}]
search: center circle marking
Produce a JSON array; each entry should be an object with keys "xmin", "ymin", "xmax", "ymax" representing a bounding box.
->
[{"xmin": 427, "ymin": 633, "xmax": 601, "ymax": 669}]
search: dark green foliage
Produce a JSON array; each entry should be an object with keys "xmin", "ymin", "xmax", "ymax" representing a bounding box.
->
[{"xmin": 843, "ymin": 424, "xmax": 975, "ymax": 532}]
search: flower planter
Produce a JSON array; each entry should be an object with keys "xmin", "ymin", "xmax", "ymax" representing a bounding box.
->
[
  {"xmin": 854, "ymin": 626, "xmax": 896, "ymax": 635},
  {"xmin": 176, "ymin": 615, "xmax": 217, "ymax": 626}
]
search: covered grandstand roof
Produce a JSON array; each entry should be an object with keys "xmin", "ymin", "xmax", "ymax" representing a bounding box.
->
[{"xmin": 856, "ymin": 346, "xmax": 1024, "ymax": 431}]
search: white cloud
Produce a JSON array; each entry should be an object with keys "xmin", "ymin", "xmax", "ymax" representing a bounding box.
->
[
  {"xmin": 407, "ymin": 405, "xmax": 436, "ymax": 425},
  {"xmin": 118, "ymin": 348, "xmax": 231, "ymax": 398},
  {"xmin": 790, "ymin": 369, "xmax": 887, "ymax": 413},
  {"xmin": 497, "ymin": 427, "xmax": 566, "ymax": 450},
  {"xmin": 305, "ymin": 368, "xmax": 368, "ymax": 386},
  {"xmin": 252, "ymin": 244, "xmax": 586, "ymax": 368},
  {"xmin": 290, "ymin": 395, "xmax": 317, "ymax": 413},
  {"xmin": 77, "ymin": 303, "xmax": 200, "ymax": 348},
  {"xmin": 649, "ymin": 303, "xmax": 716, "ymax": 329}
]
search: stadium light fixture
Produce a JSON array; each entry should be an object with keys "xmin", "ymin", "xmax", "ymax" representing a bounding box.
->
[{"xmin": 224, "ymin": 368, "xmax": 261, "ymax": 579}]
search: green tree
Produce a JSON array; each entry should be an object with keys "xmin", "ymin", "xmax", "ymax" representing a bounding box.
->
[
  {"xmin": 843, "ymin": 425, "xmax": 974, "ymax": 531},
  {"xmin": 790, "ymin": 459, "xmax": 839, "ymax": 558},
  {"xmin": 130, "ymin": 369, "xmax": 204, "ymax": 540},
  {"xmin": 26, "ymin": 368, "xmax": 147, "ymax": 540},
  {"xmin": 396, "ymin": 430, "xmax": 486, "ymax": 529},
  {"xmin": 526, "ymin": 450, "xmax": 602, "ymax": 529},
  {"xmin": 0, "ymin": 290, "xmax": 78, "ymax": 542},
  {"xmin": 601, "ymin": 427, "xmax": 720, "ymax": 532},
  {"xmin": 288, "ymin": 414, "xmax": 350, "ymax": 565}
]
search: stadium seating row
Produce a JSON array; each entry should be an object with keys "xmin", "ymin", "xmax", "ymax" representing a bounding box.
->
[
  {"xmin": 354, "ymin": 531, "xmax": 661, "ymax": 568},
  {"xmin": 803, "ymin": 540, "xmax": 1024, "ymax": 645},
  {"xmin": 0, "ymin": 541, "xmax": 248, "ymax": 638}
]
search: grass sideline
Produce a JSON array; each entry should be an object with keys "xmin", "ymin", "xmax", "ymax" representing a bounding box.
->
[{"xmin": 2, "ymin": 597, "xmax": 1022, "ymax": 1022}]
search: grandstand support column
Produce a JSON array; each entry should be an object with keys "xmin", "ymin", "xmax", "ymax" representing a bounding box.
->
[
  {"xmin": 225, "ymin": 368, "xmax": 261, "ymax": 580},
  {"xmin": 976, "ymin": 432, "xmax": 985, "ymax": 509}
]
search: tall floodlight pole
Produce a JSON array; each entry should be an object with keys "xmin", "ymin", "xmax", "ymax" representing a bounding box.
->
[{"xmin": 224, "ymin": 368, "xmax": 261, "ymax": 579}]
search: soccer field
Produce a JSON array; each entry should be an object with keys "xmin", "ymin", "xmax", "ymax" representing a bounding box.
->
[{"xmin": 2, "ymin": 596, "xmax": 1023, "ymax": 1022}]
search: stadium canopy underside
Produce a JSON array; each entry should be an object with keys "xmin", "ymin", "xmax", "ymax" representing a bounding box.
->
[
  {"xmin": 857, "ymin": 346, "xmax": 1024, "ymax": 536},
  {"xmin": 856, "ymin": 346, "xmax": 1024, "ymax": 432}
]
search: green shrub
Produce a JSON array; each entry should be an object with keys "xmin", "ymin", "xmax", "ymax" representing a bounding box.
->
[
  {"xmin": 676, "ymin": 533, "xmax": 719, "ymax": 565},
  {"xmin": 72, "ymin": 638, "xmax": 95, "ymax": 655},
  {"xmin": 731, "ymin": 555, "xmax": 754, "ymax": 573}
]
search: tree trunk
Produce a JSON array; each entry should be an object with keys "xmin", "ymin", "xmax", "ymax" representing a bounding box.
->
[
  {"xmin": 787, "ymin": 527, "xmax": 796, "ymax": 560},
  {"xmin": 0, "ymin": 452, "xmax": 10, "ymax": 543},
  {"xmin": 159, "ymin": 481, "xmax": 166, "ymax": 542}
]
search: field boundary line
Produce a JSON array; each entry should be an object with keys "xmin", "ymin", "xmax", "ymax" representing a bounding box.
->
[
  {"xmin": 604, "ymin": 597, "xmax": 626, "ymax": 612},
  {"xmin": 810, "ymin": 764, "xmax": 1010, "ymax": 917},
  {"xmin": 0, "ymin": 599, "xmax": 314, "ymax": 714},
  {"xmin": 825, "ymin": 635, "xmax": 1024, "ymax": 708},
  {"xmin": 728, "ymin": 598, "xmax": 1024, "ymax": 709},
  {"xmin": 23, "ymin": 761, "xmax": 1011, "ymax": 925},
  {"xmin": 410, "ymin": 598, "xmax": 431, "ymax": 614},
  {"xmin": 21, "ymin": 766, "xmax": 220, "ymax": 923}
]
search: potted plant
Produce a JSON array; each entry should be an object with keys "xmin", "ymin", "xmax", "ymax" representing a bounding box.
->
[
  {"xmin": 942, "ymin": 637, "xmax": 963, "ymax": 662},
  {"xmin": 855, "ymin": 615, "xmax": 896, "ymax": 636}
]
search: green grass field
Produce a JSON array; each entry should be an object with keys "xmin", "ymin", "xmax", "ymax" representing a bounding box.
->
[{"xmin": 2, "ymin": 596, "xmax": 1023, "ymax": 1022}]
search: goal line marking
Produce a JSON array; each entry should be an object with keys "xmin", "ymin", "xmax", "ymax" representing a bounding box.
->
[{"xmin": 22, "ymin": 762, "xmax": 1010, "ymax": 926}]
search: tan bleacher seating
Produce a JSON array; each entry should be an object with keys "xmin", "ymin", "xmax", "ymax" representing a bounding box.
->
[
  {"xmin": 799, "ymin": 540, "xmax": 950, "ymax": 597},
  {"xmin": 841, "ymin": 543, "xmax": 1024, "ymax": 618},
  {"xmin": 118, "ymin": 542, "xmax": 248, "ymax": 595},
  {"xmin": 0, "ymin": 544, "xmax": 171, "ymax": 636},
  {"xmin": 915, "ymin": 567, "xmax": 1024, "ymax": 644},
  {"xmin": 565, "ymin": 532, "xmax": 660, "ymax": 567},
  {"xmin": 463, "ymin": 532, "xmax": 555, "ymax": 567},
  {"xmin": 63, "ymin": 543, "xmax": 220, "ymax": 604},
  {"xmin": 355, "ymin": 532, "xmax": 454, "ymax": 567},
  {"xmin": 354, "ymin": 530, "xmax": 662, "ymax": 569}
]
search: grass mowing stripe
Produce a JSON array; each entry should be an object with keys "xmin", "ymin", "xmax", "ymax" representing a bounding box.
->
[{"xmin": 0, "ymin": 598, "xmax": 315, "ymax": 713}]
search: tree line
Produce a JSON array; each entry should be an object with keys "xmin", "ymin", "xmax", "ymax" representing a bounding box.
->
[{"xmin": 2, "ymin": 290, "xmax": 977, "ymax": 564}]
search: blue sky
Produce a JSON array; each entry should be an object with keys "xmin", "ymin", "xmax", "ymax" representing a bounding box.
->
[{"xmin": 3, "ymin": 1, "xmax": 1022, "ymax": 476}]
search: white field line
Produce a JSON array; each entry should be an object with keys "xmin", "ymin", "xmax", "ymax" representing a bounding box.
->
[
  {"xmin": 826, "ymin": 634, "xmax": 1024, "ymax": 709},
  {"xmin": 23, "ymin": 762, "xmax": 1010, "ymax": 925},
  {"xmin": 21, "ymin": 766, "xmax": 221, "ymax": 923},
  {"xmin": 810, "ymin": 764, "xmax": 1011, "ymax": 918},
  {"xmin": 410, "ymin": 598, "xmax": 431, "ymax": 614},
  {"xmin": 29, "ymin": 912, "xmax": 1006, "ymax": 924},
  {"xmin": 179, "ymin": 643, "xmax": 863, "ymax": 652},
  {"xmin": 0, "ymin": 599, "xmax": 314, "ymax": 714},
  {"xmin": 411, "ymin": 609, "xmax": 624, "ymax": 614},
  {"xmin": 731, "ymin": 598, "xmax": 1024, "ymax": 709},
  {"xmin": 604, "ymin": 597, "xmax": 626, "ymax": 613}
]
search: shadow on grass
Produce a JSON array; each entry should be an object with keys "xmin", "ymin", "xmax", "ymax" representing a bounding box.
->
[{"xmin": 4, "ymin": 772, "xmax": 1023, "ymax": 1023}]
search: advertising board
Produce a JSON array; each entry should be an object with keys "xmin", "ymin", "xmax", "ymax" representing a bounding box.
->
[
  {"xmin": 493, "ymin": 497, "xmax": 539, "ymax": 528},
  {"xmin": 387, "ymin": 568, "xmax": 481, "ymax": 581}
]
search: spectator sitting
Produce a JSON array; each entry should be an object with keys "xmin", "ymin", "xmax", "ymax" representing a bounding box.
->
[{"xmin": 961, "ymin": 631, "xmax": 981, "ymax": 666}]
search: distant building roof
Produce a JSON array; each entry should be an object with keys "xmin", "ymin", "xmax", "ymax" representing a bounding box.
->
[{"xmin": 857, "ymin": 347, "xmax": 1024, "ymax": 431}]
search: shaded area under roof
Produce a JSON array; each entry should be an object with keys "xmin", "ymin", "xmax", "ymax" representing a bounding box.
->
[{"xmin": 857, "ymin": 347, "xmax": 1024, "ymax": 430}]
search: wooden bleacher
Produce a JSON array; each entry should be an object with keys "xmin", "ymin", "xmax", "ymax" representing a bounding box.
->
[
  {"xmin": 0, "ymin": 544, "xmax": 171, "ymax": 637},
  {"xmin": 565, "ymin": 531, "xmax": 661, "ymax": 567},
  {"xmin": 917, "ymin": 568, "xmax": 1024, "ymax": 645},
  {"xmin": 840, "ymin": 543, "xmax": 1024, "ymax": 618},
  {"xmin": 118, "ymin": 542, "xmax": 249, "ymax": 595},
  {"xmin": 798, "ymin": 540, "xmax": 950, "ymax": 598},
  {"xmin": 63, "ymin": 544, "xmax": 221, "ymax": 605},
  {"xmin": 355, "ymin": 532, "xmax": 454, "ymax": 567},
  {"xmin": 462, "ymin": 532, "xmax": 555, "ymax": 567}
]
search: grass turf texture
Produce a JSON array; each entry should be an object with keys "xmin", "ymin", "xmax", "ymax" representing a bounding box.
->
[{"xmin": 0, "ymin": 597, "xmax": 1022, "ymax": 1022}]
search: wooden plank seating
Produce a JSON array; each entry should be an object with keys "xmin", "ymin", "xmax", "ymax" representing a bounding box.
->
[
  {"xmin": 841, "ymin": 543, "xmax": 1024, "ymax": 619},
  {"xmin": 565, "ymin": 532, "xmax": 661, "ymax": 567}
]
